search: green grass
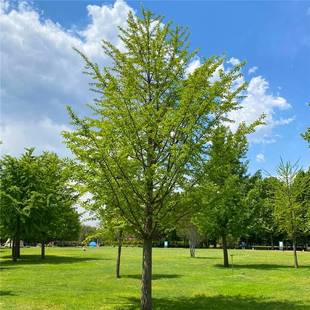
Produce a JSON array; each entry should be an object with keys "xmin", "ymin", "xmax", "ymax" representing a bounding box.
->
[{"xmin": 1, "ymin": 247, "xmax": 310, "ymax": 309}]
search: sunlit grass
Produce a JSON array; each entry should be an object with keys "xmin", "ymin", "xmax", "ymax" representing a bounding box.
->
[{"xmin": 1, "ymin": 247, "xmax": 310, "ymax": 309}]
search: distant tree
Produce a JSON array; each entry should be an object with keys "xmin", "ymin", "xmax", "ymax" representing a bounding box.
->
[
  {"xmin": 176, "ymin": 190, "xmax": 203, "ymax": 257},
  {"xmin": 98, "ymin": 209, "xmax": 130, "ymax": 278},
  {"xmin": 79, "ymin": 225, "xmax": 97, "ymax": 244},
  {"xmin": 274, "ymin": 160, "xmax": 309, "ymax": 268},
  {"xmin": 245, "ymin": 175, "xmax": 280, "ymax": 249},
  {"xmin": 27, "ymin": 152, "xmax": 80, "ymax": 259},
  {"xmin": 0, "ymin": 149, "xmax": 80, "ymax": 260},
  {"xmin": 194, "ymin": 124, "xmax": 259, "ymax": 267},
  {"xmin": 178, "ymin": 221, "xmax": 201, "ymax": 258},
  {"xmin": 64, "ymin": 9, "xmax": 251, "ymax": 309},
  {"xmin": 0, "ymin": 149, "xmax": 39, "ymax": 260}
]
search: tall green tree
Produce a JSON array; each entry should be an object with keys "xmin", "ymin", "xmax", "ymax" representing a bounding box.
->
[
  {"xmin": 274, "ymin": 161, "xmax": 309, "ymax": 268},
  {"xmin": 64, "ymin": 10, "xmax": 249, "ymax": 309},
  {"xmin": 194, "ymin": 124, "xmax": 258, "ymax": 267},
  {"xmin": 0, "ymin": 149, "xmax": 80, "ymax": 260},
  {"xmin": 0, "ymin": 149, "xmax": 39, "ymax": 260},
  {"xmin": 27, "ymin": 152, "xmax": 80, "ymax": 259}
]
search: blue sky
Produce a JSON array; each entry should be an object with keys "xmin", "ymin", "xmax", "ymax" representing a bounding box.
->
[{"xmin": 1, "ymin": 0, "xmax": 309, "ymax": 176}]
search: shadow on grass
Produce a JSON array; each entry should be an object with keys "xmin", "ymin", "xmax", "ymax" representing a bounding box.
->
[
  {"xmin": 194, "ymin": 256, "xmax": 219, "ymax": 260},
  {"xmin": 0, "ymin": 291, "xmax": 16, "ymax": 297},
  {"xmin": 122, "ymin": 274, "xmax": 182, "ymax": 280},
  {"xmin": 214, "ymin": 264, "xmax": 310, "ymax": 270},
  {"xmin": 0, "ymin": 255, "xmax": 106, "ymax": 266},
  {"xmin": 121, "ymin": 295, "xmax": 309, "ymax": 310}
]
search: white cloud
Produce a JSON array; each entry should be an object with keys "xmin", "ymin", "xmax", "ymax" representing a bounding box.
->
[
  {"xmin": 248, "ymin": 66, "xmax": 258, "ymax": 74},
  {"xmin": 227, "ymin": 57, "xmax": 240, "ymax": 66},
  {"xmin": 80, "ymin": 0, "xmax": 132, "ymax": 59},
  {"xmin": 185, "ymin": 58, "xmax": 201, "ymax": 76},
  {"xmin": 0, "ymin": 117, "xmax": 71, "ymax": 157},
  {"xmin": 0, "ymin": 0, "xmax": 293, "ymax": 157},
  {"xmin": 256, "ymin": 153, "xmax": 265, "ymax": 163},
  {"xmin": 0, "ymin": 0, "xmax": 133, "ymax": 156},
  {"xmin": 228, "ymin": 76, "xmax": 293, "ymax": 144}
]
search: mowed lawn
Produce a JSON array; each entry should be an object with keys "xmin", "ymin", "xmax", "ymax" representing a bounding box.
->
[{"xmin": 1, "ymin": 247, "xmax": 310, "ymax": 310}]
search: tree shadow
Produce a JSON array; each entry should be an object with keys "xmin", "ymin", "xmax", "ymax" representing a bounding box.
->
[
  {"xmin": 0, "ymin": 255, "xmax": 106, "ymax": 266},
  {"xmin": 0, "ymin": 266, "xmax": 15, "ymax": 270},
  {"xmin": 194, "ymin": 256, "xmax": 219, "ymax": 260},
  {"xmin": 122, "ymin": 274, "xmax": 182, "ymax": 280},
  {"xmin": 214, "ymin": 264, "xmax": 310, "ymax": 270},
  {"xmin": 122, "ymin": 295, "xmax": 309, "ymax": 310},
  {"xmin": 0, "ymin": 291, "xmax": 16, "ymax": 297}
]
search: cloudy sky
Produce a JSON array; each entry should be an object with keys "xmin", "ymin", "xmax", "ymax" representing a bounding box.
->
[{"xmin": 1, "ymin": 0, "xmax": 309, "ymax": 177}]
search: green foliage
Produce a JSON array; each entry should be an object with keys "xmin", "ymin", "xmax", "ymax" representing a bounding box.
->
[
  {"xmin": 0, "ymin": 149, "xmax": 39, "ymax": 240},
  {"xmin": 245, "ymin": 175, "xmax": 280, "ymax": 241},
  {"xmin": 1, "ymin": 247, "xmax": 310, "ymax": 309},
  {"xmin": 63, "ymin": 9, "xmax": 251, "ymax": 240},
  {"xmin": 79, "ymin": 225, "xmax": 97, "ymax": 243},
  {"xmin": 274, "ymin": 161, "xmax": 310, "ymax": 239},
  {"xmin": 0, "ymin": 149, "xmax": 81, "ymax": 243},
  {"xmin": 193, "ymin": 125, "xmax": 256, "ymax": 240}
]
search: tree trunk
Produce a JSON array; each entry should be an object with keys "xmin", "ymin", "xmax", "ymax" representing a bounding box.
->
[
  {"xmin": 116, "ymin": 230, "xmax": 123, "ymax": 278},
  {"xmin": 12, "ymin": 236, "xmax": 20, "ymax": 261},
  {"xmin": 41, "ymin": 241, "xmax": 45, "ymax": 259},
  {"xmin": 16, "ymin": 239, "xmax": 20, "ymax": 258},
  {"xmin": 12, "ymin": 238, "xmax": 17, "ymax": 262},
  {"xmin": 12, "ymin": 218, "xmax": 21, "ymax": 261},
  {"xmin": 293, "ymin": 238, "xmax": 298, "ymax": 268},
  {"xmin": 189, "ymin": 240, "xmax": 195, "ymax": 258},
  {"xmin": 271, "ymin": 235, "xmax": 274, "ymax": 250},
  {"xmin": 222, "ymin": 234, "xmax": 229, "ymax": 268},
  {"xmin": 141, "ymin": 238, "xmax": 152, "ymax": 310}
]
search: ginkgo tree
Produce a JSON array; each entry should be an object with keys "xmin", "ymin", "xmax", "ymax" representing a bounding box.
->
[
  {"xmin": 274, "ymin": 160, "xmax": 310, "ymax": 268},
  {"xmin": 64, "ymin": 9, "xmax": 249, "ymax": 310},
  {"xmin": 0, "ymin": 149, "xmax": 80, "ymax": 260},
  {"xmin": 193, "ymin": 124, "xmax": 261, "ymax": 267}
]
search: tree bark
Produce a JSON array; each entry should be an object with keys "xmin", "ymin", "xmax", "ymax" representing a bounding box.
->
[
  {"xmin": 189, "ymin": 240, "xmax": 195, "ymax": 258},
  {"xmin": 141, "ymin": 238, "xmax": 152, "ymax": 310},
  {"xmin": 12, "ymin": 236, "xmax": 20, "ymax": 261},
  {"xmin": 116, "ymin": 230, "xmax": 123, "ymax": 278},
  {"xmin": 271, "ymin": 235, "xmax": 274, "ymax": 250},
  {"xmin": 222, "ymin": 234, "xmax": 229, "ymax": 268},
  {"xmin": 16, "ymin": 239, "xmax": 20, "ymax": 258},
  {"xmin": 12, "ymin": 238, "xmax": 17, "ymax": 262},
  {"xmin": 13, "ymin": 218, "xmax": 21, "ymax": 260},
  {"xmin": 293, "ymin": 238, "xmax": 298, "ymax": 268},
  {"xmin": 41, "ymin": 241, "xmax": 45, "ymax": 259}
]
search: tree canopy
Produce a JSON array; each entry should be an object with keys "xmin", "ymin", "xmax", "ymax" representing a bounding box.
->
[{"xmin": 0, "ymin": 149, "xmax": 80, "ymax": 260}]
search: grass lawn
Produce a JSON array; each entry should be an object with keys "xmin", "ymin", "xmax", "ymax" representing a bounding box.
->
[{"xmin": 1, "ymin": 247, "xmax": 310, "ymax": 309}]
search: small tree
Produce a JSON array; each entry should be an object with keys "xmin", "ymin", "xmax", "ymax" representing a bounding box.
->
[
  {"xmin": 194, "ymin": 124, "xmax": 259, "ymax": 267},
  {"xmin": 64, "ymin": 9, "xmax": 249, "ymax": 309},
  {"xmin": 274, "ymin": 160, "xmax": 309, "ymax": 268}
]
